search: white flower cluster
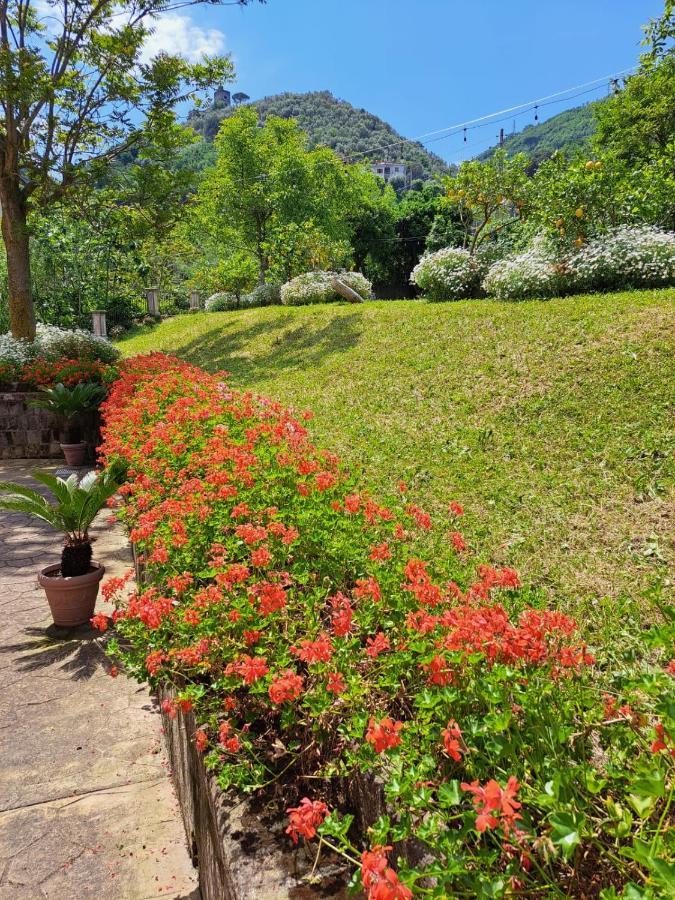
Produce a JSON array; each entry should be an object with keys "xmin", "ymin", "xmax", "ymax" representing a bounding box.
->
[
  {"xmin": 410, "ymin": 248, "xmax": 483, "ymax": 301},
  {"xmin": 569, "ymin": 225, "xmax": 675, "ymax": 293},
  {"xmin": 281, "ymin": 271, "xmax": 372, "ymax": 307},
  {"xmin": 482, "ymin": 239, "xmax": 562, "ymax": 301},
  {"xmin": 0, "ymin": 323, "xmax": 119, "ymax": 368}
]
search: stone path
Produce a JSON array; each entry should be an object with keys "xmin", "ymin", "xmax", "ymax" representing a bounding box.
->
[{"xmin": 0, "ymin": 461, "xmax": 199, "ymax": 900}]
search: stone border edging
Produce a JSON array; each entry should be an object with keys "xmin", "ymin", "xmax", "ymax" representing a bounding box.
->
[{"xmin": 158, "ymin": 685, "xmax": 350, "ymax": 899}]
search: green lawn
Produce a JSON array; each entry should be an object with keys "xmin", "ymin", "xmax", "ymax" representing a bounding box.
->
[{"xmin": 117, "ymin": 289, "xmax": 674, "ymax": 636}]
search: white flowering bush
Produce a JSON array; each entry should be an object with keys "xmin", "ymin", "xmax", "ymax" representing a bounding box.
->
[
  {"xmin": 410, "ymin": 248, "xmax": 484, "ymax": 301},
  {"xmin": 206, "ymin": 292, "xmax": 241, "ymax": 312},
  {"xmin": 483, "ymin": 239, "xmax": 564, "ymax": 301},
  {"xmin": 280, "ymin": 271, "xmax": 372, "ymax": 306},
  {"xmin": 569, "ymin": 225, "xmax": 675, "ymax": 293},
  {"xmin": 207, "ymin": 283, "xmax": 282, "ymax": 312},
  {"xmin": 0, "ymin": 323, "xmax": 118, "ymax": 370},
  {"xmin": 34, "ymin": 324, "xmax": 119, "ymax": 362}
]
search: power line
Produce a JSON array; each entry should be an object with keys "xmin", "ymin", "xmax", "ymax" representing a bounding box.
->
[{"xmin": 343, "ymin": 66, "xmax": 637, "ymax": 164}]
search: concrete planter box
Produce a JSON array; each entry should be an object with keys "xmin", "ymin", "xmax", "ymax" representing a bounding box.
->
[
  {"xmin": 0, "ymin": 391, "xmax": 100, "ymax": 459},
  {"xmin": 158, "ymin": 685, "xmax": 350, "ymax": 899}
]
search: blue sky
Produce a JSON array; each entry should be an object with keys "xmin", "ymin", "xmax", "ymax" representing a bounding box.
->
[{"xmin": 162, "ymin": 0, "xmax": 663, "ymax": 163}]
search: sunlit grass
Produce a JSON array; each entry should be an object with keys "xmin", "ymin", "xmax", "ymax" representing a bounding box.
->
[{"xmin": 117, "ymin": 288, "xmax": 674, "ymax": 639}]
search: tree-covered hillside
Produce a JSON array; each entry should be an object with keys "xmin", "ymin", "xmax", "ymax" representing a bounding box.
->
[
  {"xmin": 480, "ymin": 101, "xmax": 601, "ymax": 167},
  {"xmin": 183, "ymin": 90, "xmax": 449, "ymax": 179}
]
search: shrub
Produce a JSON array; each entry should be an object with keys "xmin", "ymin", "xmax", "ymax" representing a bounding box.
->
[
  {"xmin": 242, "ymin": 281, "xmax": 282, "ymax": 307},
  {"xmin": 34, "ymin": 324, "xmax": 119, "ymax": 364},
  {"xmin": 569, "ymin": 225, "xmax": 675, "ymax": 293},
  {"xmin": 410, "ymin": 247, "xmax": 484, "ymax": 300},
  {"xmin": 280, "ymin": 271, "xmax": 372, "ymax": 306},
  {"xmin": 205, "ymin": 292, "xmax": 241, "ymax": 312},
  {"xmin": 99, "ymin": 354, "xmax": 674, "ymax": 898},
  {"xmin": 20, "ymin": 357, "xmax": 113, "ymax": 388},
  {"xmin": 483, "ymin": 240, "xmax": 565, "ymax": 300},
  {"xmin": 0, "ymin": 324, "xmax": 119, "ymax": 384}
]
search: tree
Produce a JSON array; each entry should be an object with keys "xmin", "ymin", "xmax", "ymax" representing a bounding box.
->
[
  {"xmin": 196, "ymin": 106, "xmax": 362, "ymax": 284},
  {"xmin": 444, "ymin": 150, "xmax": 531, "ymax": 253},
  {"xmin": 0, "ymin": 1, "xmax": 262, "ymax": 339}
]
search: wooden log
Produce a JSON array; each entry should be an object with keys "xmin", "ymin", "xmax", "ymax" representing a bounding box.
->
[{"xmin": 331, "ymin": 277, "xmax": 364, "ymax": 303}]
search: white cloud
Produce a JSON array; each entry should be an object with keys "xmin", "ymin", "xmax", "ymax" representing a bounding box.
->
[{"xmin": 140, "ymin": 13, "xmax": 226, "ymax": 64}]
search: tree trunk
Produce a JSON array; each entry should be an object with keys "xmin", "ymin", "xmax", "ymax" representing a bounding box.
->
[{"xmin": 0, "ymin": 181, "xmax": 35, "ymax": 340}]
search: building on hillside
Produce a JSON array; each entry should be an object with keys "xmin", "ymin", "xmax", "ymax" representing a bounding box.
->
[
  {"xmin": 214, "ymin": 87, "xmax": 231, "ymax": 108},
  {"xmin": 371, "ymin": 161, "xmax": 412, "ymax": 188}
]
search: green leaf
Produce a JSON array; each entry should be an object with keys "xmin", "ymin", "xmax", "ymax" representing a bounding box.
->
[
  {"xmin": 549, "ymin": 811, "xmax": 584, "ymax": 859},
  {"xmin": 438, "ymin": 780, "xmax": 461, "ymax": 807},
  {"xmin": 629, "ymin": 771, "xmax": 666, "ymax": 799}
]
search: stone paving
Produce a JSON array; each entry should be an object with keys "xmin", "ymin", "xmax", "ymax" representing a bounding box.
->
[{"xmin": 0, "ymin": 461, "xmax": 199, "ymax": 900}]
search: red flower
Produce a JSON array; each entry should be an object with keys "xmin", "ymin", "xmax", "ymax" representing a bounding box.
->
[
  {"xmin": 366, "ymin": 717, "xmax": 403, "ymax": 753},
  {"xmin": 449, "ymin": 500, "xmax": 464, "ymax": 517},
  {"xmin": 354, "ymin": 576, "xmax": 382, "ymax": 603},
  {"xmin": 90, "ymin": 613, "xmax": 109, "ymax": 632},
  {"xmin": 326, "ymin": 671, "xmax": 346, "ymax": 695},
  {"xmin": 406, "ymin": 504, "xmax": 432, "ymax": 530},
  {"xmin": 450, "ymin": 531, "xmax": 467, "ymax": 552},
  {"xmin": 291, "ymin": 632, "xmax": 334, "ymax": 664},
  {"xmin": 183, "ymin": 608, "xmax": 201, "ymax": 626},
  {"xmin": 441, "ymin": 719, "xmax": 465, "ymax": 761},
  {"xmin": 650, "ymin": 723, "xmax": 674, "ymax": 756},
  {"xmin": 461, "ymin": 777, "xmax": 522, "ymax": 835},
  {"xmin": 315, "ymin": 471, "xmax": 336, "ymax": 491},
  {"xmin": 665, "ymin": 659, "xmax": 675, "ymax": 676},
  {"xmin": 361, "ymin": 846, "xmax": 411, "ymax": 900},
  {"xmin": 108, "ymin": 665, "xmax": 119, "ymax": 678},
  {"xmin": 250, "ymin": 546, "xmax": 272, "ymax": 567},
  {"xmin": 195, "ymin": 729, "xmax": 209, "ymax": 752},
  {"xmin": 330, "ymin": 593, "xmax": 353, "ymax": 637},
  {"xmin": 231, "ymin": 654, "xmax": 269, "ymax": 684},
  {"xmin": 268, "ymin": 670, "xmax": 304, "ymax": 704},
  {"xmin": 369, "ymin": 542, "xmax": 392, "ymax": 562},
  {"xmin": 244, "ymin": 629, "xmax": 262, "ymax": 646},
  {"xmin": 285, "ymin": 797, "xmax": 328, "ymax": 843},
  {"xmin": 365, "ymin": 632, "xmax": 390, "ymax": 659}
]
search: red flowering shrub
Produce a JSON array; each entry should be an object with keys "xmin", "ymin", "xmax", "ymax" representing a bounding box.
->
[
  {"xmin": 19, "ymin": 356, "xmax": 114, "ymax": 388},
  {"xmin": 101, "ymin": 354, "xmax": 674, "ymax": 897}
]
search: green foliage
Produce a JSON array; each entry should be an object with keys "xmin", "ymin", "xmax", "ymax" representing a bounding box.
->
[
  {"xmin": 0, "ymin": 469, "xmax": 122, "ymax": 548},
  {"xmin": 0, "ymin": 0, "xmax": 237, "ymax": 337},
  {"xmin": 594, "ymin": 57, "xmax": 675, "ymax": 166},
  {"xmin": 445, "ymin": 150, "xmax": 531, "ymax": 252},
  {"xmin": 186, "ymin": 90, "xmax": 449, "ymax": 180},
  {"xmin": 481, "ymin": 103, "xmax": 599, "ymax": 169},
  {"xmin": 30, "ymin": 382, "xmax": 107, "ymax": 421}
]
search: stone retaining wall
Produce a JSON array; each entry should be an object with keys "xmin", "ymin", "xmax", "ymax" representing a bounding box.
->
[
  {"xmin": 0, "ymin": 392, "xmax": 100, "ymax": 459},
  {"xmin": 158, "ymin": 685, "xmax": 350, "ymax": 900}
]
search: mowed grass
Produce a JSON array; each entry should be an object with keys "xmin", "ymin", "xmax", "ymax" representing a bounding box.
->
[{"xmin": 117, "ymin": 289, "xmax": 674, "ymax": 635}]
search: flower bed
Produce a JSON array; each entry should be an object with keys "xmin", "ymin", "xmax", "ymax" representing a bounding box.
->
[
  {"xmin": 0, "ymin": 324, "xmax": 119, "ymax": 389},
  {"xmin": 99, "ymin": 354, "xmax": 674, "ymax": 898}
]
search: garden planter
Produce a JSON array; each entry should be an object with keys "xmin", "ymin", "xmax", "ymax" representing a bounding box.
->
[
  {"xmin": 38, "ymin": 560, "xmax": 105, "ymax": 626},
  {"xmin": 60, "ymin": 441, "xmax": 87, "ymax": 466}
]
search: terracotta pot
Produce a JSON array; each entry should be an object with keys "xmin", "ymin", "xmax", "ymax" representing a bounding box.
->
[
  {"xmin": 38, "ymin": 561, "xmax": 105, "ymax": 627},
  {"xmin": 60, "ymin": 441, "xmax": 87, "ymax": 466}
]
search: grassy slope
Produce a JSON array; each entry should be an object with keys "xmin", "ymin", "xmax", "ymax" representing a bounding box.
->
[{"xmin": 117, "ymin": 290, "xmax": 674, "ymax": 635}]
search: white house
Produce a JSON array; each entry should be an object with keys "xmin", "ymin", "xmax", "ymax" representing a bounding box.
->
[{"xmin": 371, "ymin": 161, "xmax": 412, "ymax": 188}]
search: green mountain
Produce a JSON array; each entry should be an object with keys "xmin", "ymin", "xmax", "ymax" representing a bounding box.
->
[
  {"xmin": 479, "ymin": 101, "xmax": 601, "ymax": 167},
  {"xmin": 181, "ymin": 90, "xmax": 449, "ymax": 180}
]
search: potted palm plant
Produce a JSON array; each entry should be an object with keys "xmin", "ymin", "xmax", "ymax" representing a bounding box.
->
[
  {"xmin": 0, "ymin": 468, "xmax": 122, "ymax": 626},
  {"xmin": 30, "ymin": 382, "xmax": 107, "ymax": 465}
]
